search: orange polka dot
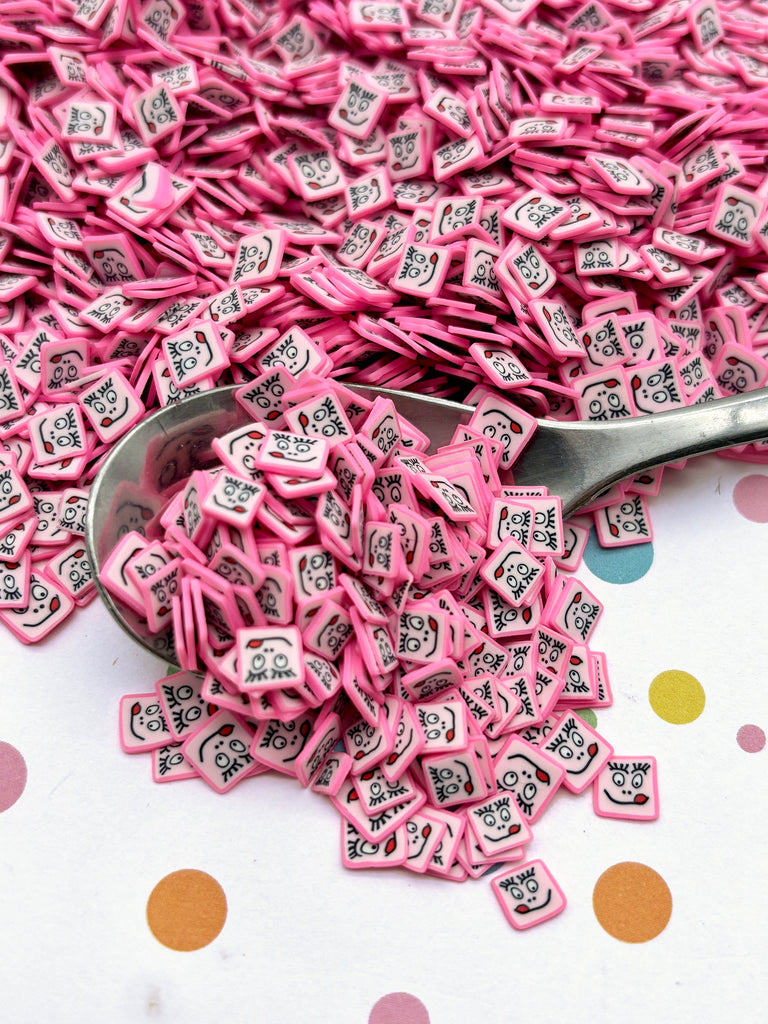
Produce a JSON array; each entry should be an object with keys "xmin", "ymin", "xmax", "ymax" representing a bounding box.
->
[
  {"xmin": 146, "ymin": 869, "xmax": 227, "ymax": 951},
  {"xmin": 592, "ymin": 862, "xmax": 672, "ymax": 943}
]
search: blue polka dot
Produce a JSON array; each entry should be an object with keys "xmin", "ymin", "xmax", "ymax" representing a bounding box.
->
[{"xmin": 583, "ymin": 527, "xmax": 653, "ymax": 584}]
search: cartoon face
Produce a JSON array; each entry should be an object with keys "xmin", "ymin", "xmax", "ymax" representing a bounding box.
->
[
  {"xmin": 468, "ymin": 248, "xmax": 500, "ymax": 294},
  {"xmin": 255, "ymin": 571, "xmax": 287, "ymax": 620},
  {"xmin": 488, "ymin": 547, "xmax": 542, "ymax": 605},
  {"xmin": 579, "ymin": 240, "xmax": 616, "ymax": 274},
  {"xmin": 714, "ymin": 194, "xmax": 758, "ymax": 244},
  {"xmin": 436, "ymin": 198, "xmax": 478, "ymax": 237},
  {"xmin": 578, "ymin": 376, "xmax": 633, "ymax": 420},
  {"xmin": 115, "ymin": 500, "xmax": 154, "ymax": 540},
  {"xmin": 194, "ymin": 720, "xmax": 255, "ymax": 787},
  {"xmin": 144, "ymin": 0, "xmax": 178, "ymax": 39},
  {"xmin": 57, "ymin": 548, "xmax": 92, "ymax": 595},
  {"xmin": 346, "ymin": 718, "xmax": 384, "ymax": 764},
  {"xmin": 470, "ymin": 794, "xmax": 525, "ymax": 847},
  {"xmin": 127, "ymin": 696, "xmax": 168, "ymax": 745},
  {"xmin": 493, "ymin": 859, "xmax": 566, "ymax": 929},
  {"xmin": 495, "ymin": 743, "xmax": 563, "ymax": 821},
  {"xmin": 275, "ymin": 19, "xmax": 315, "ymax": 58},
  {"xmin": 435, "ymin": 94, "xmax": 471, "ymax": 132},
  {"xmin": 232, "ymin": 235, "xmax": 273, "ymax": 283},
  {"xmin": 562, "ymin": 648, "xmax": 592, "ymax": 697},
  {"xmin": 241, "ymin": 632, "xmax": 301, "ymax": 687},
  {"xmin": 293, "ymin": 151, "xmax": 341, "ymax": 194},
  {"xmin": 296, "ymin": 397, "xmax": 351, "ymax": 443},
  {"xmin": 0, "ymin": 467, "xmax": 26, "ymax": 518},
  {"xmin": 620, "ymin": 317, "xmax": 659, "ymax": 361},
  {"xmin": 44, "ymin": 349, "xmax": 85, "ymax": 391},
  {"xmin": 337, "ymin": 81, "xmax": 378, "ymax": 127},
  {"xmin": 3, "ymin": 572, "xmax": 72, "ymax": 640},
  {"xmin": 417, "ymin": 703, "xmax": 457, "ymax": 747},
  {"xmin": 0, "ymin": 560, "xmax": 26, "ymax": 605},
  {"xmin": 383, "ymin": 705, "xmax": 420, "ymax": 775},
  {"xmin": 165, "ymin": 328, "xmax": 216, "ymax": 384},
  {"xmin": 582, "ymin": 317, "xmax": 625, "ymax": 368},
  {"xmin": 598, "ymin": 496, "xmax": 651, "ymax": 544},
  {"xmin": 397, "ymin": 244, "xmax": 440, "ymax": 287},
  {"xmin": 474, "ymin": 407, "xmax": 521, "ymax": 460},
  {"xmin": 543, "ymin": 715, "xmax": 608, "ymax": 788},
  {"xmin": 257, "ymin": 717, "xmax": 312, "ymax": 767},
  {"xmin": 146, "ymin": 562, "xmax": 180, "ymax": 627},
  {"xmin": 91, "ymin": 246, "xmax": 132, "ymax": 283},
  {"xmin": 387, "ymin": 131, "xmax": 420, "ymax": 172},
  {"xmin": 371, "ymin": 625, "xmax": 397, "ymax": 671},
  {"xmin": 356, "ymin": 766, "xmax": 413, "ymax": 812},
  {"xmin": 425, "ymin": 756, "xmax": 477, "ymax": 806},
  {"xmin": 716, "ymin": 355, "xmax": 761, "ymax": 395},
  {"xmin": 138, "ymin": 86, "xmax": 179, "ymax": 136},
  {"xmin": 560, "ymin": 590, "xmax": 601, "ymax": 641},
  {"xmin": 463, "ymin": 637, "xmax": 509, "ymax": 677},
  {"xmin": 206, "ymin": 473, "xmax": 264, "ymax": 526},
  {"xmin": 32, "ymin": 407, "xmax": 84, "ymax": 460},
  {"xmin": 344, "ymin": 820, "xmax": 402, "ymax": 864},
  {"xmin": 679, "ymin": 354, "xmax": 707, "ymax": 392},
  {"xmin": 81, "ymin": 374, "xmax": 136, "ymax": 435},
  {"xmin": 65, "ymin": 103, "xmax": 107, "ymax": 137},
  {"xmin": 406, "ymin": 816, "xmax": 434, "ymax": 860},
  {"xmin": 513, "ymin": 195, "xmax": 564, "ymax": 231},
  {"xmin": 594, "ymin": 758, "xmax": 658, "ymax": 820},
  {"xmin": 365, "ymin": 525, "xmax": 393, "ymax": 574},
  {"xmin": 530, "ymin": 502, "xmax": 561, "ymax": 555},
  {"xmin": 348, "ymin": 178, "xmax": 382, "ymax": 213},
  {"xmin": 495, "ymin": 503, "xmax": 533, "ymax": 545},
  {"xmin": 154, "ymin": 744, "xmax": 192, "ymax": 779},
  {"xmin": 485, "ymin": 589, "xmax": 536, "ymax": 635},
  {"xmin": 314, "ymin": 613, "xmax": 353, "ymax": 657},
  {"xmin": 630, "ymin": 362, "xmax": 683, "ymax": 412},
  {"xmin": 511, "ymin": 243, "xmax": 551, "ymax": 292},
  {"xmin": 159, "ymin": 674, "xmax": 215, "ymax": 738},
  {"xmin": 295, "ymin": 548, "xmax": 336, "ymax": 598},
  {"xmin": 398, "ymin": 611, "xmax": 444, "ymax": 662},
  {"xmin": 436, "ymin": 137, "xmax": 470, "ymax": 170},
  {"xmin": 208, "ymin": 286, "xmax": 243, "ymax": 324},
  {"xmin": 259, "ymin": 329, "xmax": 317, "ymax": 378},
  {"xmin": 262, "ymin": 430, "xmax": 329, "ymax": 474},
  {"xmin": 338, "ymin": 223, "xmax": 378, "ymax": 264}
]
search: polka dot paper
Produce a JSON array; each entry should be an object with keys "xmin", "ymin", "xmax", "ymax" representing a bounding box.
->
[
  {"xmin": 1, "ymin": 0, "xmax": 768, "ymax": 1020},
  {"xmin": 3, "ymin": 451, "xmax": 768, "ymax": 1024}
]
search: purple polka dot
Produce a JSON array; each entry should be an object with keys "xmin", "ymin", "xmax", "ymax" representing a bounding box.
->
[
  {"xmin": 737, "ymin": 724, "xmax": 766, "ymax": 753},
  {"xmin": 0, "ymin": 742, "xmax": 27, "ymax": 812},
  {"xmin": 369, "ymin": 993, "xmax": 430, "ymax": 1024},
  {"xmin": 732, "ymin": 475, "xmax": 768, "ymax": 523}
]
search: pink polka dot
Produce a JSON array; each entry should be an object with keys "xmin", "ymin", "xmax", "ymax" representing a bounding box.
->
[
  {"xmin": 732, "ymin": 475, "xmax": 768, "ymax": 522},
  {"xmin": 0, "ymin": 742, "xmax": 27, "ymax": 812},
  {"xmin": 369, "ymin": 993, "xmax": 430, "ymax": 1024},
  {"xmin": 737, "ymin": 724, "xmax": 766, "ymax": 753}
]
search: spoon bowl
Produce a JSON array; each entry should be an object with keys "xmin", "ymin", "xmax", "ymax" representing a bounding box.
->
[{"xmin": 86, "ymin": 381, "xmax": 768, "ymax": 662}]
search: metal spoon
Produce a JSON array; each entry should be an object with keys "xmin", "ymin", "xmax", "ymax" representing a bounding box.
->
[{"xmin": 85, "ymin": 382, "xmax": 768, "ymax": 661}]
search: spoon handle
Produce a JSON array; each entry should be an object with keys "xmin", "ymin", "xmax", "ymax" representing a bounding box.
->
[{"xmin": 514, "ymin": 387, "xmax": 768, "ymax": 516}]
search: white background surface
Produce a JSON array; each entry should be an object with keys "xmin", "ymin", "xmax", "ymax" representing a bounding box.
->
[{"xmin": 1, "ymin": 452, "xmax": 767, "ymax": 1024}]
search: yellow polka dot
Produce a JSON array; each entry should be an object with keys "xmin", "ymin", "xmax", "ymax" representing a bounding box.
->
[
  {"xmin": 593, "ymin": 862, "xmax": 672, "ymax": 943},
  {"xmin": 648, "ymin": 669, "xmax": 705, "ymax": 724},
  {"xmin": 146, "ymin": 869, "xmax": 227, "ymax": 951}
]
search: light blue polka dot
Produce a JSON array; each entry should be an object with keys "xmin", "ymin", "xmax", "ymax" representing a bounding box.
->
[{"xmin": 583, "ymin": 527, "xmax": 653, "ymax": 584}]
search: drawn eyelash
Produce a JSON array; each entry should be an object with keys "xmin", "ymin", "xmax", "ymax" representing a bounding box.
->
[
  {"xmin": 515, "ymin": 793, "xmax": 534, "ymax": 817},
  {"xmin": 368, "ymin": 807, "xmax": 393, "ymax": 833},
  {"xmin": 221, "ymin": 756, "xmax": 245, "ymax": 782},
  {"xmin": 260, "ymin": 722, "xmax": 282, "ymax": 748}
]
